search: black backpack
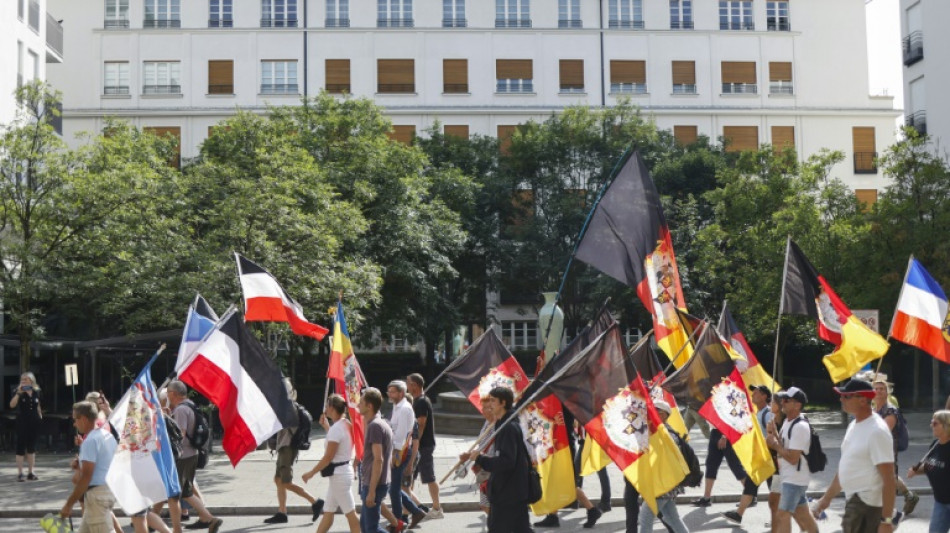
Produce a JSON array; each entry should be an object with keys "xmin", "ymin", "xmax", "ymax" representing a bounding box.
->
[
  {"xmin": 788, "ymin": 417, "xmax": 827, "ymax": 473},
  {"xmin": 183, "ymin": 402, "xmax": 212, "ymax": 468},
  {"xmin": 290, "ymin": 402, "xmax": 313, "ymax": 451},
  {"xmin": 667, "ymin": 424, "xmax": 702, "ymax": 487},
  {"xmin": 893, "ymin": 408, "xmax": 910, "ymax": 452},
  {"xmin": 164, "ymin": 413, "xmax": 184, "ymax": 460}
]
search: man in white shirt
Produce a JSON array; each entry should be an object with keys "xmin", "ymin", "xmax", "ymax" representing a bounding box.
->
[
  {"xmin": 386, "ymin": 380, "xmax": 425, "ymax": 527},
  {"xmin": 766, "ymin": 386, "xmax": 819, "ymax": 533},
  {"xmin": 813, "ymin": 379, "xmax": 896, "ymax": 533}
]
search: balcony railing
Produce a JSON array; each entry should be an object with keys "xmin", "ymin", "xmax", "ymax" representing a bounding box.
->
[
  {"xmin": 261, "ymin": 83, "xmax": 299, "ymax": 94},
  {"xmin": 497, "ymin": 79, "xmax": 533, "ymax": 93},
  {"xmin": 672, "ymin": 83, "xmax": 697, "ymax": 94},
  {"xmin": 143, "ymin": 84, "xmax": 181, "ymax": 95},
  {"xmin": 670, "ymin": 20, "xmax": 693, "ymax": 29},
  {"xmin": 261, "ymin": 18, "xmax": 298, "ymax": 27},
  {"xmin": 208, "ymin": 84, "xmax": 233, "ymax": 94},
  {"xmin": 28, "ymin": 1, "xmax": 40, "ymax": 31},
  {"xmin": 558, "ymin": 19, "xmax": 582, "ymax": 28},
  {"xmin": 906, "ymin": 111, "xmax": 927, "ymax": 135},
  {"xmin": 105, "ymin": 19, "xmax": 130, "ymax": 29},
  {"xmin": 496, "ymin": 18, "xmax": 531, "ymax": 28},
  {"xmin": 209, "ymin": 18, "xmax": 233, "ymax": 27},
  {"xmin": 611, "ymin": 82, "xmax": 647, "ymax": 94},
  {"xmin": 46, "ymin": 14, "xmax": 63, "ymax": 57},
  {"xmin": 769, "ymin": 81, "xmax": 793, "ymax": 95},
  {"xmin": 903, "ymin": 31, "xmax": 923, "ymax": 66},
  {"xmin": 326, "ymin": 83, "xmax": 350, "ymax": 93},
  {"xmin": 326, "ymin": 18, "xmax": 350, "ymax": 27},
  {"xmin": 104, "ymin": 85, "xmax": 130, "ymax": 95},
  {"xmin": 608, "ymin": 19, "xmax": 644, "ymax": 29},
  {"xmin": 442, "ymin": 18, "xmax": 467, "ymax": 27},
  {"xmin": 377, "ymin": 83, "xmax": 415, "ymax": 93},
  {"xmin": 853, "ymin": 152, "xmax": 878, "ymax": 174},
  {"xmin": 720, "ymin": 21, "xmax": 754, "ymax": 30},
  {"xmin": 143, "ymin": 18, "xmax": 181, "ymax": 28},
  {"xmin": 443, "ymin": 83, "xmax": 468, "ymax": 93},
  {"xmin": 767, "ymin": 19, "xmax": 790, "ymax": 31},
  {"xmin": 378, "ymin": 18, "xmax": 414, "ymax": 28},
  {"xmin": 722, "ymin": 82, "xmax": 757, "ymax": 94}
]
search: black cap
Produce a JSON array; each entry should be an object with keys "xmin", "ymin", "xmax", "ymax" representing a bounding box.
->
[
  {"xmin": 833, "ymin": 379, "xmax": 875, "ymax": 398},
  {"xmin": 776, "ymin": 386, "xmax": 808, "ymax": 404},
  {"xmin": 749, "ymin": 385, "xmax": 772, "ymax": 400}
]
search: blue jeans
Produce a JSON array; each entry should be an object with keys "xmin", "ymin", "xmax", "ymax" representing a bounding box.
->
[
  {"xmin": 778, "ymin": 482, "xmax": 808, "ymax": 513},
  {"xmin": 639, "ymin": 495, "xmax": 688, "ymax": 533},
  {"xmin": 931, "ymin": 501, "xmax": 950, "ymax": 533},
  {"xmin": 360, "ymin": 483, "xmax": 389, "ymax": 533},
  {"xmin": 389, "ymin": 461, "xmax": 423, "ymax": 519}
]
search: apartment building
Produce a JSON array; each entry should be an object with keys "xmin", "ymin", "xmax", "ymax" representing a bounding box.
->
[
  {"xmin": 1, "ymin": 0, "xmax": 64, "ymax": 125},
  {"xmin": 900, "ymin": 0, "xmax": 949, "ymax": 153}
]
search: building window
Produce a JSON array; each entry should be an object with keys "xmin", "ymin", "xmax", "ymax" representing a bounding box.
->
[
  {"xmin": 105, "ymin": 0, "xmax": 130, "ymax": 28},
  {"xmin": 496, "ymin": 0, "xmax": 530, "ymax": 28},
  {"xmin": 671, "ymin": 60, "xmax": 696, "ymax": 94},
  {"xmin": 768, "ymin": 61, "xmax": 792, "ymax": 95},
  {"xmin": 767, "ymin": 1, "xmax": 789, "ymax": 31},
  {"xmin": 673, "ymin": 125, "xmax": 698, "ymax": 146},
  {"xmin": 18, "ymin": 0, "xmax": 24, "ymax": 20},
  {"xmin": 907, "ymin": 77, "xmax": 926, "ymax": 134},
  {"xmin": 262, "ymin": 0, "xmax": 297, "ymax": 27},
  {"xmin": 378, "ymin": 0, "xmax": 413, "ymax": 27},
  {"xmin": 377, "ymin": 59, "xmax": 415, "ymax": 93},
  {"xmin": 104, "ymin": 61, "xmax": 130, "ymax": 94},
  {"xmin": 444, "ymin": 125, "xmax": 469, "ymax": 138},
  {"xmin": 497, "ymin": 125, "xmax": 518, "ymax": 155},
  {"xmin": 327, "ymin": 0, "xmax": 350, "ymax": 27},
  {"xmin": 670, "ymin": 0, "xmax": 692, "ymax": 29},
  {"xmin": 721, "ymin": 61, "xmax": 756, "ymax": 94},
  {"xmin": 209, "ymin": 0, "xmax": 233, "ymax": 27},
  {"xmin": 27, "ymin": 0, "xmax": 40, "ymax": 31},
  {"xmin": 144, "ymin": 0, "xmax": 181, "ymax": 28},
  {"xmin": 609, "ymin": 0, "xmax": 643, "ymax": 29},
  {"xmin": 143, "ymin": 61, "xmax": 181, "ymax": 95},
  {"xmin": 496, "ymin": 59, "xmax": 533, "ymax": 93},
  {"xmin": 261, "ymin": 60, "xmax": 298, "ymax": 94},
  {"xmin": 501, "ymin": 321, "xmax": 537, "ymax": 350},
  {"xmin": 610, "ymin": 60, "xmax": 646, "ymax": 94},
  {"xmin": 443, "ymin": 0, "xmax": 465, "ymax": 27},
  {"xmin": 16, "ymin": 41, "xmax": 23, "ymax": 88},
  {"xmin": 208, "ymin": 60, "xmax": 233, "ymax": 94},
  {"xmin": 559, "ymin": 60, "xmax": 584, "ymax": 93},
  {"xmin": 852, "ymin": 127, "xmax": 877, "ymax": 174},
  {"xmin": 723, "ymin": 126, "xmax": 758, "ymax": 152},
  {"xmin": 855, "ymin": 189, "xmax": 877, "ymax": 212},
  {"xmin": 27, "ymin": 50, "xmax": 39, "ymax": 81},
  {"xmin": 387, "ymin": 125, "xmax": 416, "ymax": 145},
  {"xmin": 325, "ymin": 59, "xmax": 351, "ymax": 93},
  {"xmin": 443, "ymin": 59, "xmax": 468, "ymax": 93},
  {"xmin": 771, "ymin": 126, "xmax": 794, "ymax": 151},
  {"xmin": 143, "ymin": 127, "xmax": 181, "ymax": 168},
  {"xmin": 719, "ymin": 1, "xmax": 752, "ymax": 31},
  {"xmin": 558, "ymin": 0, "xmax": 581, "ymax": 28}
]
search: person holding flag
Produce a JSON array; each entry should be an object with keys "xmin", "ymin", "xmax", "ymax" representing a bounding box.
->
[{"xmin": 766, "ymin": 387, "xmax": 819, "ymax": 533}]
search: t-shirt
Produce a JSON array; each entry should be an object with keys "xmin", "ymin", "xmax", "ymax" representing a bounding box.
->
[
  {"xmin": 838, "ymin": 413, "xmax": 894, "ymax": 507},
  {"xmin": 922, "ymin": 440, "xmax": 950, "ymax": 504},
  {"xmin": 413, "ymin": 395, "xmax": 435, "ymax": 448},
  {"xmin": 778, "ymin": 416, "xmax": 811, "ymax": 487},
  {"xmin": 172, "ymin": 400, "xmax": 197, "ymax": 459},
  {"xmin": 757, "ymin": 407, "xmax": 774, "ymax": 436},
  {"xmin": 360, "ymin": 413, "xmax": 393, "ymax": 489},
  {"xmin": 326, "ymin": 418, "xmax": 354, "ymax": 468},
  {"xmin": 79, "ymin": 427, "xmax": 117, "ymax": 487}
]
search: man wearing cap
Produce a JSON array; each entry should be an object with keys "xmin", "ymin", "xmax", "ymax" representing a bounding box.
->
[
  {"xmin": 637, "ymin": 400, "xmax": 689, "ymax": 533},
  {"xmin": 723, "ymin": 385, "xmax": 774, "ymax": 525},
  {"xmin": 813, "ymin": 379, "xmax": 896, "ymax": 533},
  {"xmin": 766, "ymin": 386, "xmax": 819, "ymax": 533}
]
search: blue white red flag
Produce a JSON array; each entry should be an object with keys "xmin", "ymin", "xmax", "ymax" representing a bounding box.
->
[
  {"xmin": 175, "ymin": 294, "xmax": 218, "ymax": 372},
  {"xmin": 106, "ymin": 352, "xmax": 181, "ymax": 514},
  {"xmin": 889, "ymin": 257, "xmax": 950, "ymax": 363}
]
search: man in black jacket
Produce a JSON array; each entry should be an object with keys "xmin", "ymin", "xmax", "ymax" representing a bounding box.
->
[{"xmin": 460, "ymin": 387, "xmax": 533, "ymax": 533}]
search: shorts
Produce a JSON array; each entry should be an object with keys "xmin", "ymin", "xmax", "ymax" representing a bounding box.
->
[
  {"xmin": 176, "ymin": 455, "xmax": 199, "ymax": 499},
  {"xmin": 79, "ymin": 485, "xmax": 116, "ymax": 533},
  {"xmin": 770, "ymin": 474, "xmax": 783, "ymax": 494},
  {"xmin": 324, "ymin": 466, "xmax": 356, "ymax": 514},
  {"xmin": 276, "ymin": 447, "xmax": 297, "ymax": 483},
  {"xmin": 778, "ymin": 482, "xmax": 808, "ymax": 513},
  {"xmin": 415, "ymin": 446, "xmax": 436, "ymax": 484}
]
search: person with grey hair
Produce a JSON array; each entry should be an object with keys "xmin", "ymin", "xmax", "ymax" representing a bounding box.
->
[
  {"xmin": 386, "ymin": 379, "xmax": 426, "ymax": 528},
  {"xmin": 60, "ymin": 401, "xmax": 117, "ymax": 532},
  {"xmin": 10, "ymin": 372, "xmax": 42, "ymax": 481}
]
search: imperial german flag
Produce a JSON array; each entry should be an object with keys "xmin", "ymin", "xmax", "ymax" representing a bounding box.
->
[
  {"xmin": 544, "ymin": 324, "xmax": 688, "ymax": 514},
  {"xmin": 717, "ymin": 301, "xmax": 780, "ymax": 391},
  {"xmin": 327, "ymin": 302, "xmax": 367, "ymax": 460},
  {"xmin": 781, "ymin": 239, "xmax": 890, "ymax": 382},
  {"xmin": 662, "ymin": 326, "xmax": 775, "ymax": 485},
  {"xmin": 444, "ymin": 329, "xmax": 529, "ymax": 412},
  {"xmin": 574, "ymin": 152, "xmax": 692, "ymax": 366}
]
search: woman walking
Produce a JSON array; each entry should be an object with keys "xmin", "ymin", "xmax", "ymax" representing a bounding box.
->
[
  {"xmin": 907, "ymin": 410, "xmax": 950, "ymax": 533},
  {"xmin": 303, "ymin": 394, "xmax": 360, "ymax": 533},
  {"xmin": 10, "ymin": 372, "xmax": 42, "ymax": 481}
]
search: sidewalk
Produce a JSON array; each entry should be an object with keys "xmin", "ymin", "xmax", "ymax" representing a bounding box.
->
[{"xmin": 0, "ymin": 411, "xmax": 940, "ymax": 518}]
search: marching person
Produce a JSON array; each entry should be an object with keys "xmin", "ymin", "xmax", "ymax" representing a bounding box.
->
[
  {"xmin": 766, "ymin": 387, "xmax": 819, "ymax": 533},
  {"xmin": 303, "ymin": 393, "xmax": 360, "ymax": 533},
  {"xmin": 10, "ymin": 372, "xmax": 42, "ymax": 482},
  {"xmin": 907, "ymin": 410, "xmax": 950, "ymax": 533},
  {"xmin": 638, "ymin": 400, "xmax": 689, "ymax": 533},
  {"xmin": 359, "ymin": 387, "xmax": 394, "ymax": 533},
  {"xmin": 813, "ymin": 379, "xmax": 896, "ymax": 532},
  {"xmin": 386, "ymin": 380, "xmax": 427, "ymax": 528},
  {"xmin": 723, "ymin": 385, "xmax": 773, "ymax": 525},
  {"xmin": 872, "ymin": 375, "xmax": 919, "ymax": 517},
  {"xmin": 60, "ymin": 400, "xmax": 117, "ymax": 533},
  {"xmin": 406, "ymin": 373, "xmax": 444, "ymax": 521},
  {"xmin": 263, "ymin": 379, "xmax": 320, "ymax": 524}
]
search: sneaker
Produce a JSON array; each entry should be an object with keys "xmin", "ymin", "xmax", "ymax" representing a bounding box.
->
[
  {"xmin": 893, "ymin": 511, "xmax": 903, "ymax": 527},
  {"xmin": 208, "ymin": 518, "xmax": 223, "ymax": 533},
  {"xmin": 722, "ymin": 511, "xmax": 742, "ymax": 525},
  {"xmin": 263, "ymin": 513, "xmax": 288, "ymax": 524},
  {"xmin": 692, "ymin": 497, "xmax": 712, "ymax": 507},
  {"xmin": 312, "ymin": 499, "xmax": 325, "ymax": 521},
  {"xmin": 582, "ymin": 507, "xmax": 603, "ymax": 529},
  {"xmin": 408, "ymin": 511, "xmax": 426, "ymax": 529},
  {"xmin": 386, "ymin": 519, "xmax": 406, "ymax": 533},
  {"xmin": 27, "ymin": 473, "xmax": 38, "ymax": 481},
  {"xmin": 598, "ymin": 500, "xmax": 612, "ymax": 513},
  {"xmin": 903, "ymin": 491, "xmax": 919, "ymax": 515},
  {"xmin": 184, "ymin": 519, "xmax": 213, "ymax": 530},
  {"xmin": 17, "ymin": 474, "xmax": 24, "ymax": 482},
  {"xmin": 180, "ymin": 512, "xmax": 192, "ymax": 522},
  {"xmin": 424, "ymin": 508, "xmax": 444, "ymax": 521},
  {"xmin": 534, "ymin": 514, "xmax": 560, "ymax": 528}
]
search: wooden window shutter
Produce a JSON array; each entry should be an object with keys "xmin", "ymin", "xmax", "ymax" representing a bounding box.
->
[
  {"xmin": 855, "ymin": 189, "xmax": 878, "ymax": 211},
  {"xmin": 771, "ymin": 126, "xmax": 795, "ymax": 150},
  {"xmin": 853, "ymin": 127, "xmax": 877, "ymax": 172},
  {"xmin": 671, "ymin": 61, "xmax": 695, "ymax": 85},
  {"xmin": 769, "ymin": 62, "xmax": 792, "ymax": 82},
  {"xmin": 723, "ymin": 126, "xmax": 758, "ymax": 152},
  {"xmin": 610, "ymin": 60, "xmax": 646, "ymax": 84},
  {"xmin": 387, "ymin": 125, "xmax": 416, "ymax": 145},
  {"xmin": 378, "ymin": 59, "xmax": 415, "ymax": 93},
  {"xmin": 144, "ymin": 126, "xmax": 181, "ymax": 168},
  {"xmin": 443, "ymin": 59, "xmax": 468, "ymax": 93},
  {"xmin": 444, "ymin": 125, "xmax": 469, "ymax": 138},
  {"xmin": 673, "ymin": 125, "xmax": 698, "ymax": 146},
  {"xmin": 498, "ymin": 125, "xmax": 517, "ymax": 155},
  {"xmin": 496, "ymin": 60, "xmax": 533, "ymax": 80},
  {"xmin": 721, "ymin": 61, "xmax": 756, "ymax": 84},
  {"xmin": 326, "ymin": 59, "xmax": 351, "ymax": 93},
  {"xmin": 559, "ymin": 60, "xmax": 584, "ymax": 90},
  {"xmin": 208, "ymin": 60, "xmax": 233, "ymax": 94}
]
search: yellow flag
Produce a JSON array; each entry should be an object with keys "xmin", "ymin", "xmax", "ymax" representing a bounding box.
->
[{"xmin": 822, "ymin": 315, "xmax": 890, "ymax": 383}]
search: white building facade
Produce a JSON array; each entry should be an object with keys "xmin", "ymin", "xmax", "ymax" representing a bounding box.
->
[
  {"xmin": 1, "ymin": 0, "xmax": 64, "ymax": 125},
  {"xmin": 900, "ymin": 0, "xmax": 948, "ymax": 154}
]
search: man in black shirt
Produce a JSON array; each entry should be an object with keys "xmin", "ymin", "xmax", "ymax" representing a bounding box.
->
[{"xmin": 407, "ymin": 373, "xmax": 443, "ymax": 521}]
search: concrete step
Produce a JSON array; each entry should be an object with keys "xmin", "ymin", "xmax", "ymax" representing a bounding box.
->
[
  {"xmin": 435, "ymin": 391, "xmax": 485, "ymax": 435},
  {"xmin": 437, "ymin": 391, "xmax": 480, "ymax": 414}
]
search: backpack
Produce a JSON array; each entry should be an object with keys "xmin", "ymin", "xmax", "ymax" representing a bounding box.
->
[
  {"xmin": 892, "ymin": 407, "xmax": 910, "ymax": 452},
  {"xmin": 290, "ymin": 402, "xmax": 313, "ymax": 451},
  {"xmin": 183, "ymin": 402, "xmax": 212, "ymax": 469},
  {"xmin": 788, "ymin": 417, "xmax": 827, "ymax": 473},
  {"xmin": 164, "ymin": 413, "xmax": 184, "ymax": 460},
  {"xmin": 668, "ymin": 424, "xmax": 702, "ymax": 487}
]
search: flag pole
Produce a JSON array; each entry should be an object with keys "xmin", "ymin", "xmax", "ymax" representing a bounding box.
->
[
  {"xmin": 874, "ymin": 255, "xmax": 913, "ymax": 380},
  {"xmin": 771, "ymin": 237, "xmax": 792, "ymax": 393},
  {"xmin": 159, "ymin": 305, "xmax": 239, "ymax": 390}
]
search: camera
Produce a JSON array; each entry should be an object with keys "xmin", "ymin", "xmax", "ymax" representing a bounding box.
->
[{"xmin": 22, "ymin": 385, "xmax": 33, "ymax": 392}]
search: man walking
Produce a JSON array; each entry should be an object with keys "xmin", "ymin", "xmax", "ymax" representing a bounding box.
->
[
  {"xmin": 406, "ymin": 373, "xmax": 444, "ymax": 521},
  {"xmin": 360, "ymin": 387, "xmax": 393, "ymax": 533},
  {"xmin": 766, "ymin": 386, "xmax": 818, "ymax": 533},
  {"xmin": 722, "ymin": 385, "xmax": 773, "ymax": 525},
  {"xmin": 813, "ymin": 379, "xmax": 896, "ymax": 532},
  {"xmin": 264, "ymin": 380, "xmax": 321, "ymax": 524},
  {"xmin": 61, "ymin": 401, "xmax": 117, "ymax": 533},
  {"xmin": 386, "ymin": 380, "xmax": 426, "ymax": 527}
]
